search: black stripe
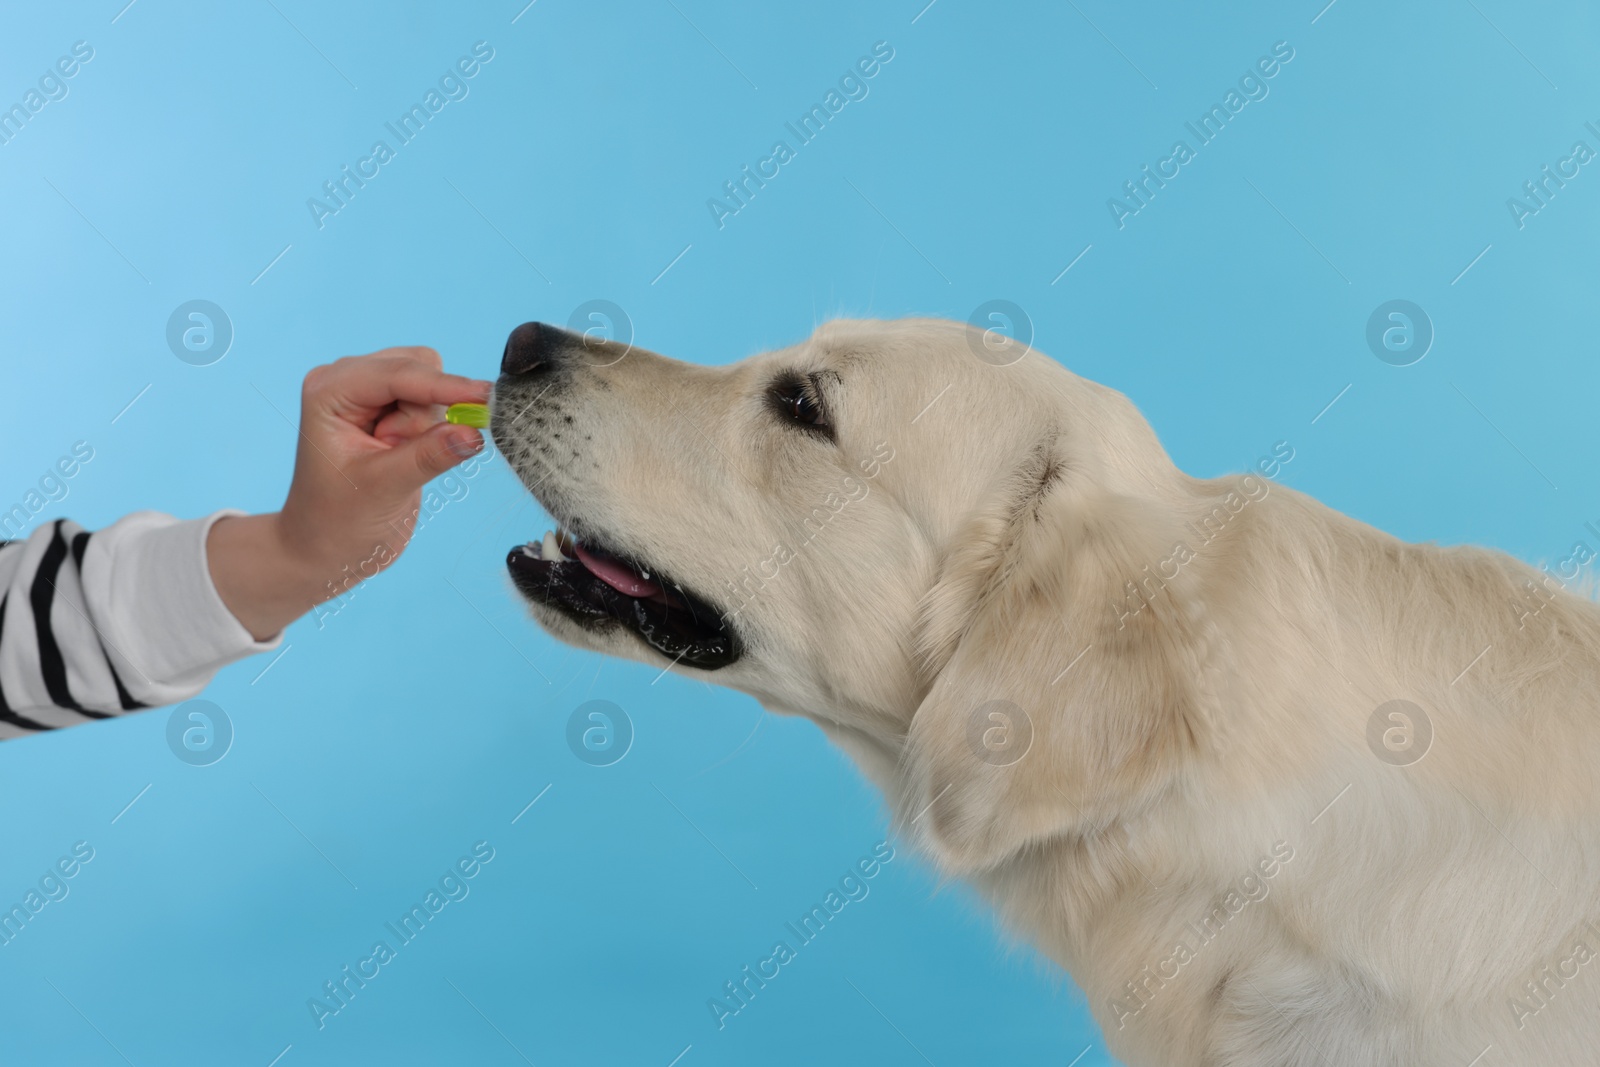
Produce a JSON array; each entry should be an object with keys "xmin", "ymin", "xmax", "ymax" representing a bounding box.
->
[
  {"xmin": 32, "ymin": 521, "xmax": 108, "ymax": 718},
  {"xmin": 0, "ymin": 595, "xmax": 52, "ymax": 732},
  {"xmin": 68, "ymin": 530, "xmax": 145, "ymax": 712},
  {"xmin": 106, "ymin": 657, "xmax": 145, "ymax": 710}
]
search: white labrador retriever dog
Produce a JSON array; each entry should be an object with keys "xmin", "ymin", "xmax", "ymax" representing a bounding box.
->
[{"xmin": 489, "ymin": 317, "xmax": 1600, "ymax": 1066}]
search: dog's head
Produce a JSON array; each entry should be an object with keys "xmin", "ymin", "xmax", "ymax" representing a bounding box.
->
[{"xmin": 491, "ymin": 317, "xmax": 1219, "ymax": 872}]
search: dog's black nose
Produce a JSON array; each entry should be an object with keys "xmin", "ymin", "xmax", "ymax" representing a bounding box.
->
[{"xmin": 501, "ymin": 321, "xmax": 571, "ymax": 376}]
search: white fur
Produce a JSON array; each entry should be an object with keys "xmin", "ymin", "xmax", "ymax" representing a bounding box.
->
[{"xmin": 495, "ymin": 318, "xmax": 1600, "ymax": 1065}]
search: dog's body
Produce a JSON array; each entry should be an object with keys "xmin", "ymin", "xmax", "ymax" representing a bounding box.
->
[{"xmin": 490, "ymin": 317, "xmax": 1600, "ymax": 1065}]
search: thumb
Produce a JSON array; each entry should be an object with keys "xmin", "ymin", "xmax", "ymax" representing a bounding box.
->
[{"xmin": 366, "ymin": 422, "xmax": 484, "ymax": 494}]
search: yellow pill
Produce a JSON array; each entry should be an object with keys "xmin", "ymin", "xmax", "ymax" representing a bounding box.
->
[{"xmin": 446, "ymin": 403, "xmax": 490, "ymax": 429}]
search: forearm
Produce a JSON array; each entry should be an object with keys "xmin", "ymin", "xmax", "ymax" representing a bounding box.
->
[{"xmin": 0, "ymin": 511, "xmax": 282, "ymax": 734}]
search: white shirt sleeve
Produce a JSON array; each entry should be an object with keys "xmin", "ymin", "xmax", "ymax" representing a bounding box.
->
[{"xmin": 0, "ymin": 510, "xmax": 281, "ymax": 739}]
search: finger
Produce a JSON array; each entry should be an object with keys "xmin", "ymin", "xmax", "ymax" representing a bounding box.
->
[
  {"xmin": 307, "ymin": 353, "xmax": 491, "ymax": 412},
  {"xmin": 362, "ymin": 345, "xmax": 443, "ymax": 369},
  {"xmin": 394, "ymin": 346, "xmax": 443, "ymax": 371},
  {"xmin": 363, "ymin": 421, "xmax": 484, "ymax": 493},
  {"xmin": 373, "ymin": 401, "xmax": 444, "ymax": 445}
]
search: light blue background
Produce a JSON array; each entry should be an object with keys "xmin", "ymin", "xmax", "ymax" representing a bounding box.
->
[{"xmin": 0, "ymin": 1, "xmax": 1596, "ymax": 1063}]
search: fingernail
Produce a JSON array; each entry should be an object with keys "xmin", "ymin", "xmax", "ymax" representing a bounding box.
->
[{"xmin": 449, "ymin": 431, "xmax": 484, "ymax": 458}]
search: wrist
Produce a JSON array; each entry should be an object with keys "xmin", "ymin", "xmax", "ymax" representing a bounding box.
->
[{"xmin": 208, "ymin": 512, "xmax": 343, "ymax": 640}]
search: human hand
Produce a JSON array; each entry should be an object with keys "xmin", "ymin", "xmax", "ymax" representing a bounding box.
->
[{"xmin": 209, "ymin": 347, "xmax": 492, "ymax": 639}]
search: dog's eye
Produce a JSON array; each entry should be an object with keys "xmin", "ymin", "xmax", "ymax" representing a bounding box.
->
[
  {"xmin": 787, "ymin": 389, "xmax": 824, "ymax": 426},
  {"xmin": 769, "ymin": 374, "xmax": 831, "ymax": 435}
]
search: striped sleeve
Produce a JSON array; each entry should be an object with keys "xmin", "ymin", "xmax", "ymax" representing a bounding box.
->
[{"xmin": 0, "ymin": 511, "xmax": 282, "ymax": 740}]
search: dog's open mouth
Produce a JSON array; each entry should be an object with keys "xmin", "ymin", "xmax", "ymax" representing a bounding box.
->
[{"xmin": 506, "ymin": 530, "xmax": 742, "ymax": 670}]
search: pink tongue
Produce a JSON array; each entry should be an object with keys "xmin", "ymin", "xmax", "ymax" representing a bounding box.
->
[{"xmin": 573, "ymin": 542, "xmax": 662, "ymax": 598}]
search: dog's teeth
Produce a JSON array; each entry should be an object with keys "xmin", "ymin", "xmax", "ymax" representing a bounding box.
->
[
  {"xmin": 520, "ymin": 543, "xmax": 539, "ymax": 560},
  {"xmin": 542, "ymin": 530, "xmax": 566, "ymax": 562}
]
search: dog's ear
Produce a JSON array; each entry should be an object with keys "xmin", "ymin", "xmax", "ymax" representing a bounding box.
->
[{"xmin": 901, "ymin": 441, "xmax": 1222, "ymax": 875}]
